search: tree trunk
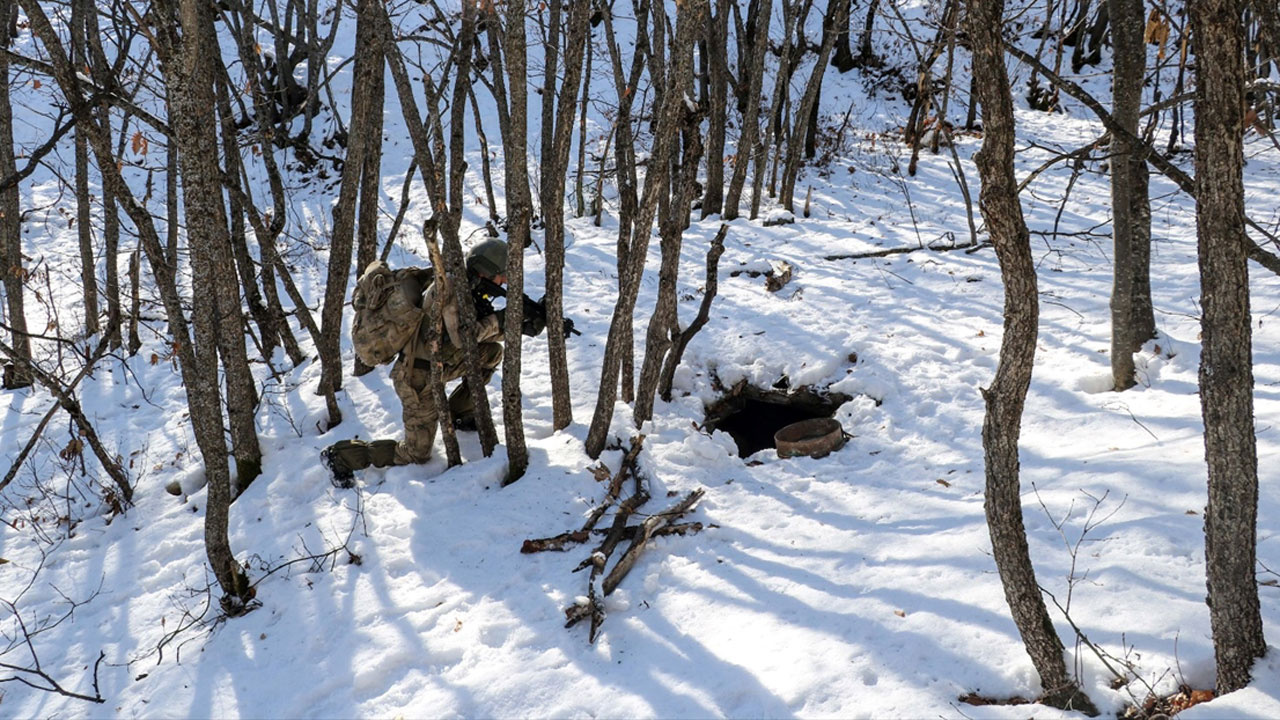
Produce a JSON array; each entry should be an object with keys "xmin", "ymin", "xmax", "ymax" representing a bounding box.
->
[
  {"xmin": 1107, "ymin": 0, "xmax": 1155, "ymax": 391},
  {"xmin": 318, "ymin": 0, "xmax": 383, "ymax": 425},
  {"xmin": 81, "ymin": 3, "xmax": 124, "ymax": 351},
  {"xmin": 70, "ymin": 0, "xmax": 99, "ymax": 337},
  {"xmin": 585, "ymin": 0, "xmax": 698, "ymax": 459},
  {"xmin": 967, "ymin": 0, "xmax": 1096, "ymax": 713},
  {"xmin": 215, "ymin": 72, "xmax": 279, "ymax": 367},
  {"xmin": 491, "ymin": 0, "xmax": 532, "ymax": 482},
  {"xmin": 354, "ymin": 0, "xmax": 385, "ymax": 378},
  {"xmin": 0, "ymin": 0, "xmax": 31, "ymax": 389},
  {"xmin": 1191, "ymin": 0, "xmax": 1266, "ymax": 694},
  {"xmin": 780, "ymin": 2, "xmax": 843, "ymax": 212},
  {"xmin": 601, "ymin": 0, "xmax": 649, "ymax": 406},
  {"xmin": 700, "ymin": 0, "xmax": 729, "ymax": 218},
  {"xmin": 541, "ymin": 0, "xmax": 591, "ymax": 431},
  {"xmin": 539, "ymin": 0, "xmax": 562, "ymax": 217},
  {"xmin": 724, "ymin": 0, "xmax": 771, "ymax": 221}
]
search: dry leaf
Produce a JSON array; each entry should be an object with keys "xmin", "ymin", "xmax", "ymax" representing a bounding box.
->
[
  {"xmin": 936, "ymin": 478, "xmax": 952, "ymax": 488},
  {"xmin": 131, "ymin": 131, "xmax": 148, "ymax": 157},
  {"xmin": 893, "ymin": 609, "xmax": 906, "ymax": 618},
  {"xmin": 589, "ymin": 463, "xmax": 611, "ymax": 483},
  {"xmin": 453, "ymin": 619, "xmax": 463, "ymax": 632},
  {"xmin": 32, "ymin": 78, "xmax": 41, "ymax": 90}
]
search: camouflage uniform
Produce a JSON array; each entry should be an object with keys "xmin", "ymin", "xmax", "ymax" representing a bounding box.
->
[
  {"xmin": 323, "ymin": 240, "xmax": 529, "ymax": 484},
  {"xmin": 389, "ymin": 279, "xmax": 503, "ymax": 464}
]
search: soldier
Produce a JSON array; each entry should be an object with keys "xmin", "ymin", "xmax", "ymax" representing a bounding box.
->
[{"xmin": 321, "ymin": 239, "xmax": 570, "ymax": 487}]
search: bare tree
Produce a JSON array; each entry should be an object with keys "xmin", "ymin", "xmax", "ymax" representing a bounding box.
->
[
  {"xmin": 1107, "ymin": 0, "xmax": 1155, "ymax": 391},
  {"xmin": 635, "ymin": 0, "xmax": 707, "ymax": 426},
  {"xmin": 723, "ymin": 0, "xmax": 771, "ymax": 221},
  {"xmin": 585, "ymin": 0, "xmax": 698, "ymax": 458},
  {"xmin": 70, "ymin": 0, "xmax": 98, "ymax": 337},
  {"xmin": 779, "ymin": 0, "xmax": 846, "ymax": 212},
  {"xmin": 318, "ymin": 0, "xmax": 385, "ymax": 411},
  {"xmin": 967, "ymin": 0, "xmax": 1096, "ymax": 713},
  {"xmin": 541, "ymin": 0, "xmax": 592, "ymax": 431},
  {"xmin": 1191, "ymin": 0, "xmax": 1267, "ymax": 694},
  {"xmin": 20, "ymin": 0, "xmax": 255, "ymax": 612},
  {"xmin": 601, "ymin": 0, "xmax": 651, "ymax": 405},
  {"xmin": 700, "ymin": 0, "xmax": 730, "ymax": 218},
  {"xmin": 486, "ymin": 0, "xmax": 532, "ymax": 482},
  {"xmin": 0, "ymin": 0, "xmax": 31, "ymax": 389}
]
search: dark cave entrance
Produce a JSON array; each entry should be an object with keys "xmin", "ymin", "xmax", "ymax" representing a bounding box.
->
[{"xmin": 704, "ymin": 382, "xmax": 850, "ymax": 458}]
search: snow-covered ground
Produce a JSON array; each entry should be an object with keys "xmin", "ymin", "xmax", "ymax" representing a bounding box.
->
[{"xmin": 3, "ymin": 2, "xmax": 1280, "ymax": 718}]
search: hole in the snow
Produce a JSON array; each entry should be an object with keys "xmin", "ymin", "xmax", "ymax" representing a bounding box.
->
[{"xmin": 704, "ymin": 381, "xmax": 850, "ymax": 458}]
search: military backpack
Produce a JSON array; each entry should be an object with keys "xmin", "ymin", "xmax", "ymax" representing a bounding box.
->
[{"xmin": 351, "ymin": 260, "xmax": 433, "ymax": 367}]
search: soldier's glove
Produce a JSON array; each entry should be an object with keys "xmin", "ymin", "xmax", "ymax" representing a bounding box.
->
[
  {"xmin": 561, "ymin": 317, "xmax": 576, "ymax": 339},
  {"xmin": 522, "ymin": 311, "xmax": 547, "ymax": 338}
]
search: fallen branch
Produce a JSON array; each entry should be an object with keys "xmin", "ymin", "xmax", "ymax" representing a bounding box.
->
[
  {"xmin": 580, "ymin": 435, "xmax": 646, "ymax": 533},
  {"xmin": 521, "ymin": 530, "xmax": 590, "ymax": 554},
  {"xmin": 603, "ymin": 488, "xmax": 706, "ymax": 595},
  {"xmin": 0, "ymin": 328, "xmax": 132, "ymax": 504},
  {"xmin": 824, "ymin": 239, "xmax": 989, "ymax": 261}
]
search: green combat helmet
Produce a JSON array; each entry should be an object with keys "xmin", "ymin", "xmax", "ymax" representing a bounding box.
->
[{"xmin": 466, "ymin": 238, "xmax": 508, "ymax": 278}]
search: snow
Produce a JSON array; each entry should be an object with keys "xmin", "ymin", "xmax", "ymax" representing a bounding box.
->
[{"xmin": 3, "ymin": 1, "xmax": 1280, "ymax": 718}]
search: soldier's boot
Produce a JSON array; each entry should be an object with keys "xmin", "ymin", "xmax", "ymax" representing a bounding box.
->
[
  {"xmin": 321, "ymin": 444, "xmax": 357, "ymax": 489},
  {"xmin": 321, "ymin": 439, "xmax": 399, "ymax": 488}
]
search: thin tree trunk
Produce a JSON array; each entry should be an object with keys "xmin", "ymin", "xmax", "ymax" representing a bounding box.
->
[
  {"xmin": 318, "ymin": 0, "xmax": 382, "ymax": 426},
  {"xmin": 585, "ymin": 0, "xmax": 698, "ymax": 459},
  {"xmin": 216, "ymin": 72, "xmax": 279, "ymax": 366},
  {"xmin": 1107, "ymin": 0, "xmax": 1154, "ymax": 391},
  {"xmin": 724, "ymin": 0, "xmax": 771, "ymax": 221},
  {"xmin": 601, "ymin": 0, "xmax": 649, "ymax": 405},
  {"xmin": 539, "ymin": 0, "xmax": 562, "ymax": 216},
  {"xmin": 1191, "ymin": 0, "xmax": 1266, "ymax": 694},
  {"xmin": 0, "ymin": 0, "xmax": 31, "ymax": 389},
  {"xmin": 780, "ymin": 2, "xmax": 843, "ymax": 212},
  {"xmin": 967, "ymin": 0, "xmax": 1096, "ymax": 713},
  {"xmin": 70, "ymin": 0, "xmax": 98, "ymax": 337},
  {"xmin": 542, "ymin": 0, "xmax": 591, "ymax": 431},
  {"xmin": 491, "ymin": 0, "xmax": 531, "ymax": 481},
  {"xmin": 701, "ymin": 0, "xmax": 729, "ymax": 218},
  {"xmin": 354, "ymin": 3, "xmax": 385, "ymax": 378}
]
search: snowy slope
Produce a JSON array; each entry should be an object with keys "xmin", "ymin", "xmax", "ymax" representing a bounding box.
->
[{"xmin": 3, "ymin": 1, "xmax": 1280, "ymax": 718}]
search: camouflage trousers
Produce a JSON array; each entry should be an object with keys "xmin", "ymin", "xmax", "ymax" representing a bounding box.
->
[
  {"xmin": 324, "ymin": 342, "xmax": 503, "ymax": 473},
  {"xmin": 390, "ymin": 341, "xmax": 504, "ymax": 465}
]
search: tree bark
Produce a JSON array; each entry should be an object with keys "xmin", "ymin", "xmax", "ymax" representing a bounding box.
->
[
  {"xmin": 1191, "ymin": 0, "xmax": 1266, "ymax": 694},
  {"xmin": 780, "ymin": 2, "xmax": 844, "ymax": 212},
  {"xmin": 318, "ymin": 0, "xmax": 383, "ymax": 425},
  {"xmin": 1107, "ymin": 0, "xmax": 1155, "ymax": 391},
  {"xmin": 585, "ymin": 0, "xmax": 697, "ymax": 458},
  {"xmin": 354, "ymin": 3, "xmax": 385, "ymax": 378},
  {"xmin": 700, "ymin": 0, "xmax": 729, "ymax": 218},
  {"xmin": 601, "ymin": 0, "xmax": 649, "ymax": 405},
  {"xmin": 967, "ymin": 0, "xmax": 1095, "ymax": 713},
  {"xmin": 636, "ymin": 12, "xmax": 705, "ymax": 425},
  {"xmin": 487, "ymin": 0, "xmax": 531, "ymax": 482},
  {"xmin": 162, "ymin": 0, "xmax": 260, "ymax": 602},
  {"xmin": 541, "ymin": 0, "xmax": 591, "ymax": 431},
  {"xmin": 0, "ymin": 0, "xmax": 31, "ymax": 389},
  {"xmin": 723, "ymin": 0, "xmax": 771, "ymax": 221},
  {"xmin": 70, "ymin": 0, "xmax": 99, "ymax": 337}
]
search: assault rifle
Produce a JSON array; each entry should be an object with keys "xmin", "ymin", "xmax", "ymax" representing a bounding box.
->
[{"xmin": 472, "ymin": 275, "xmax": 581, "ymax": 339}]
